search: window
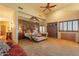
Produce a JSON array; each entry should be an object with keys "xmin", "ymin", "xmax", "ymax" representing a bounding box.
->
[
  {"xmin": 39, "ymin": 26, "xmax": 43, "ymax": 33},
  {"xmin": 59, "ymin": 20, "xmax": 79, "ymax": 32},
  {"xmin": 63, "ymin": 22, "xmax": 67, "ymax": 31},
  {"xmin": 73, "ymin": 21, "xmax": 78, "ymax": 31},
  {"xmin": 68, "ymin": 21, "xmax": 72, "ymax": 31},
  {"xmin": 39, "ymin": 25, "xmax": 45, "ymax": 33},
  {"xmin": 42, "ymin": 26, "xmax": 45, "ymax": 32},
  {"xmin": 59, "ymin": 23, "xmax": 63, "ymax": 31}
]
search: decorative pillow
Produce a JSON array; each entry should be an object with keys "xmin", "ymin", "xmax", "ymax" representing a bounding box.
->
[
  {"xmin": 25, "ymin": 33, "xmax": 32, "ymax": 39},
  {"xmin": 6, "ymin": 42, "xmax": 14, "ymax": 48},
  {"xmin": 0, "ymin": 40, "xmax": 11, "ymax": 56}
]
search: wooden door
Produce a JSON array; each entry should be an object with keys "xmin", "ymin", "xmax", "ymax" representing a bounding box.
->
[
  {"xmin": 47, "ymin": 22, "xmax": 58, "ymax": 38},
  {"xmin": 1, "ymin": 25, "xmax": 6, "ymax": 35}
]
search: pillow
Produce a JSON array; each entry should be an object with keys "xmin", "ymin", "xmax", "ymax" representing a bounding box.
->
[
  {"xmin": 25, "ymin": 33, "xmax": 31, "ymax": 37},
  {"xmin": 6, "ymin": 42, "xmax": 14, "ymax": 48},
  {"xmin": 0, "ymin": 40, "xmax": 11, "ymax": 56}
]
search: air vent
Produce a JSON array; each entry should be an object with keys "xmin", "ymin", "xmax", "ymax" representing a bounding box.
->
[{"xmin": 18, "ymin": 7, "xmax": 23, "ymax": 10}]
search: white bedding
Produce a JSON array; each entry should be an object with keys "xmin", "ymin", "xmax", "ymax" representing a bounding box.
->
[
  {"xmin": 25, "ymin": 33, "xmax": 32, "ymax": 39},
  {"xmin": 33, "ymin": 36, "xmax": 47, "ymax": 41}
]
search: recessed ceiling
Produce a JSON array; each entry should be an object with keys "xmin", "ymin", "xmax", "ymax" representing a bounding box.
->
[
  {"xmin": 1, "ymin": 3, "xmax": 71, "ymax": 14},
  {"xmin": 0, "ymin": 3, "xmax": 73, "ymax": 20},
  {"xmin": 16, "ymin": 3, "xmax": 71, "ymax": 15}
]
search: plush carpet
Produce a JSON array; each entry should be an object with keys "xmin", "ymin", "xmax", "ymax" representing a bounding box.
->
[{"xmin": 20, "ymin": 40, "xmax": 79, "ymax": 56}]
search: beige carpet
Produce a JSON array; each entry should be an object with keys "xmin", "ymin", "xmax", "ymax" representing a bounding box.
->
[{"xmin": 19, "ymin": 38, "xmax": 79, "ymax": 56}]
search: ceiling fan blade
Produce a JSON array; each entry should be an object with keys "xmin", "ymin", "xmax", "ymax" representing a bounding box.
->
[
  {"xmin": 34, "ymin": 17, "xmax": 39, "ymax": 21},
  {"xmin": 30, "ymin": 16, "xmax": 39, "ymax": 21},
  {"xmin": 30, "ymin": 16, "xmax": 34, "ymax": 20},
  {"xmin": 43, "ymin": 8, "xmax": 47, "ymax": 12},
  {"xmin": 40, "ymin": 6, "xmax": 46, "ymax": 8},
  {"xmin": 49, "ymin": 5, "xmax": 56, "ymax": 8},
  {"xmin": 48, "ymin": 8, "xmax": 52, "ymax": 11}
]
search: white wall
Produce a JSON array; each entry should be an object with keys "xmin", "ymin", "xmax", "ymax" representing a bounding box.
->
[
  {"xmin": 46, "ymin": 10, "xmax": 79, "ymax": 23},
  {"xmin": 46, "ymin": 4, "xmax": 79, "ymax": 23}
]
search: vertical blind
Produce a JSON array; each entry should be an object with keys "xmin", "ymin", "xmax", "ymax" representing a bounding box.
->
[{"xmin": 59, "ymin": 20, "xmax": 79, "ymax": 31}]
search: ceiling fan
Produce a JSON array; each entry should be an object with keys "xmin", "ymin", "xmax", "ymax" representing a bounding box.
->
[
  {"xmin": 40, "ymin": 3, "xmax": 56, "ymax": 12},
  {"xmin": 30, "ymin": 16, "xmax": 39, "ymax": 22}
]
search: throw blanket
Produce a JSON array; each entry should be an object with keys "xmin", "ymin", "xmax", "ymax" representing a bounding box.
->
[{"xmin": 4, "ymin": 44, "xmax": 27, "ymax": 56}]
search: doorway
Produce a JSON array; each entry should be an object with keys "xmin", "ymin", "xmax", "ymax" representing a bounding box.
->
[
  {"xmin": 0, "ymin": 25, "xmax": 6, "ymax": 35},
  {"xmin": 0, "ymin": 21, "xmax": 9, "ymax": 42}
]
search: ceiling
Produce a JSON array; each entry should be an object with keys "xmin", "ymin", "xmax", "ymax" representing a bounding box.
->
[
  {"xmin": 0, "ymin": 3, "xmax": 78, "ymax": 21},
  {"xmin": 1, "ymin": 3, "xmax": 71, "ymax": 15},
  {"xmin": 27, "ymin": 3, "xmax": 71, "ymax": 15},
  {"xmin": 0, "ymin": 5, "xmax": 14, "ymax": 22}
]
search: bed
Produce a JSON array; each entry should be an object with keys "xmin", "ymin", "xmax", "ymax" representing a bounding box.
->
[{"xmin": 32, "ymin": 33, "xmax": 47, "ymax": 42}]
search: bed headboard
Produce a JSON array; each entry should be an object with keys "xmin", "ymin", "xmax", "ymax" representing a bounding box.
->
[{"xmin": 18, "ymin": 19, "xmax": 39, "ymax": 33}]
